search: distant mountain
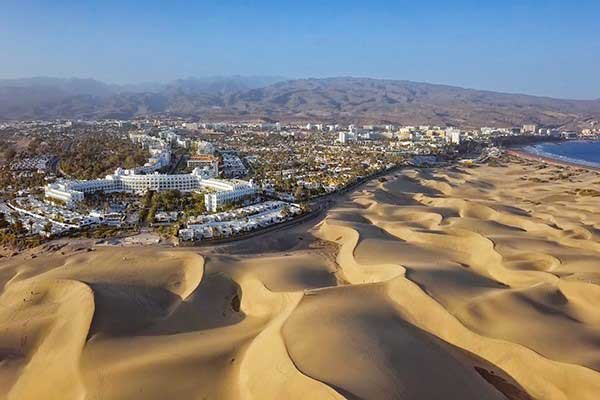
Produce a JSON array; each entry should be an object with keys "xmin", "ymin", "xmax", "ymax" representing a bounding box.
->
[
  {"xmin": 217, "ymin": 77, "xmax": 600, "ymax": 128},
  {"xmin": 0, "ymin": 76, "xmax": 284, "ymax": 121},
  {"xmin": 0, "ymin": 76, "xmax": 598, "ymax": 128},
  {"xmin": 163, "ymin": 76, "xmax": 286, "ymax": 95}
]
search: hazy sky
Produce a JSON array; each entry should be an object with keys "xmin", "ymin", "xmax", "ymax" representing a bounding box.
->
[{"xmin": 1, "ymin": 0, "xmax": 599, "ymax": 99}]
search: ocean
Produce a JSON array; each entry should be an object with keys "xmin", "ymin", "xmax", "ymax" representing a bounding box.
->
[{"xmin": 522, "ymin": 141, "xmax": 600, "ymax": 168}]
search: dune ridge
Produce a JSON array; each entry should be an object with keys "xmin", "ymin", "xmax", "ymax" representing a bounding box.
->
[{"xmin": 1, "ymin": 156, "xmax": 600, "ymax": 399}]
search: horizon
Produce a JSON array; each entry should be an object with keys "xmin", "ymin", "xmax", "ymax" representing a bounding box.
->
[{"xmin": 1, "ymin": 1, "xmax": 599, "ymax": 100}]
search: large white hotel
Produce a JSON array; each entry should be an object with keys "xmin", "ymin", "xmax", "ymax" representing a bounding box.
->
[
  {"xmin": 46, "ymin": 129, "xmax": 257, "ymax": 212},
  {"xmin": 45, "ymin": 167, "xmax": 257, "ymax": 212}
]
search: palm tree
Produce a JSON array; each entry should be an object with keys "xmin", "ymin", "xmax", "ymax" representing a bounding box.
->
[
  {"xmin": 12, "ymin": 218, "xmax": 23, "ymax": 236},
  {"xmin": 280, "ymin": 204, "xmax": 291, "ymax": 220},
  {"xmin": 43, "ymin": 221, "xmax": 53, "ymax": 236}
]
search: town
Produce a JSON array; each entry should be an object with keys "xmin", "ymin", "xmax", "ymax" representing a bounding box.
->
[{"xmin": 0, "ymin": 117, "xmax": 598, "ymax": 249}]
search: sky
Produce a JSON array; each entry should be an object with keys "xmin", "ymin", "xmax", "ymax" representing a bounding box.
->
[{"xmin": 0, "ymin": 0, "xmax": 599, "ymax": 99}]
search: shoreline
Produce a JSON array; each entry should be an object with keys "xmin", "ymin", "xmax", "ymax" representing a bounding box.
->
[{"xmin": 507, "ymin": 147, "xmax": 600, "ymax": 172}]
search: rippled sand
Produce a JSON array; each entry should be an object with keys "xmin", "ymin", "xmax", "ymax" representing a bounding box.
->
[{"xmin": 2, "ymin": 156, "xmax": 600, "ymax": 399}]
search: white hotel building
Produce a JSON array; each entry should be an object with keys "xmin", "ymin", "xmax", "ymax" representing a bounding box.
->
[
  {"xmin": 45, "ymin": 167, "xmax": 257, "ymax": 212},
  {"xmin": 203, "ymin": 179, "xmax": 258, "ymax": 212}
]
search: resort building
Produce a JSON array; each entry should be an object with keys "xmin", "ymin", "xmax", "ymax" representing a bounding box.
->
[
  {"xmin": 45, "ymin": 128, "xmax": 257, "ymax": 213},
  {"xmin": 202, "ymin": 179, "xmax": 257, "ymax": 212},
  {"xmin": 44, "ymin": 182, "xmax": 86, "ymax": 204},
  {"xmin": 45, "ymin": 167, "xmax": 257, "ymax": 212}
]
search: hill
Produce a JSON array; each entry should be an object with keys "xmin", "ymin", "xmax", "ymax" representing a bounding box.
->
[{"xmin": 0, "ymin": 76, "xmax": 598, "ymax": 128}]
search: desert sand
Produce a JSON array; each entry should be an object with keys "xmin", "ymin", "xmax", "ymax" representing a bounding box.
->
[{"xmin": 2, "ymin": 154, "xmax": 600, "ymax": 399}]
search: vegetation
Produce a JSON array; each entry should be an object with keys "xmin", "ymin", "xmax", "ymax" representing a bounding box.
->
[
  {"xmin": 59, "ymin": 133, "xmax": 148, "ymax": 179},
  {"xmin": 182, "ymin": 192, "xmax": 206, "ymax": 217},
  {"xmin": 0, "ymin": 166, "xmax": 47, "ymax": 192},
  {"xmin": 139, "ymin": 190, "xmax": 206, "ymax": 224},
  {"xmin": 71, "ymin": 225, "xmax": 135, "ymax": 239},
  {"xmin": 138, "ymin": 190, "xmax": 154, "ymax": 224},
  {"xmin": 0, "ymin": 212, "xmax": 44, "ymax": 250}
]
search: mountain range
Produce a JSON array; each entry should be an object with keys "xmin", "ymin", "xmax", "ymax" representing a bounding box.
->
[{"xmin": 1, "ymin": 76, "xmax": 599, "ymax": 128}]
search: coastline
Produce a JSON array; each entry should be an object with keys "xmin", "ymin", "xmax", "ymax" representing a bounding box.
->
[{"xmin": 507, "ymin": 146, "xmax": 600, "ymax": 172}]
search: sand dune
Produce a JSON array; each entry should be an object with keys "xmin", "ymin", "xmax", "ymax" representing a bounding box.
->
[{"xmin": 2, "ymin": 155, "xmax": 600, "ymax": 399}]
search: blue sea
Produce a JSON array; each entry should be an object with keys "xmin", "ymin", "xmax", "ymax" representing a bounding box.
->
[{"xmin": 523, "ymin": 141, "xmax": 600, "ymax": 168}]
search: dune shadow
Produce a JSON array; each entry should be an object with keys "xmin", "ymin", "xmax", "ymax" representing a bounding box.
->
[
  {"xmin": 86, "ymin": 272, "xmax": 245, "ymax": 338},
  {"xmin": 283, "ymin": 289, "xmax": 531, "ymax": 400},
  {"xmin": 86, "ymin": 282, "xmax": 181, "ymax": 337}
]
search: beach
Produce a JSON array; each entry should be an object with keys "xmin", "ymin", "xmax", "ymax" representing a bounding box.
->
[
  {"xmin": 510, "ymin": 140, "xmax": 600, "ymax": 171},
  {"xmin": 2, "ymin": 154, "xmax": 600, "ymax": 399}
]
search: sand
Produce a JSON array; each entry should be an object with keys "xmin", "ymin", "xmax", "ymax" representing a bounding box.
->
[{"xmin": 1, "ymin": 154, "xmax": 600, "ymax": 399}]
